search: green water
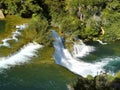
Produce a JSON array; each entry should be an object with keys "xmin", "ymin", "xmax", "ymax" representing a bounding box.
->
[
  {"xmin": 83, "ymin": 41, "xmax": 120, "ymax": 73},
  {"xmin": 82, "ymin": 41, "xmax": 120, "ymax": 61},
  {"xmin": 0, "ymin": 17, "xmax": 77, "ymax": 90},
  {"xmin": 0, "ymin": 38, "xmax": 77, "ymax": 90},
  {"xmin": 1, "ymin": 39, "xmax": 120, "ymax": 90},
  {"xmin": 0, "ymin": 20, "xmax": 5, "ymax": 33},
  {"xmin": 1, "ymin": 17, "xmax": 120, "ymax": 90},
  {"xmin": 0, "ymin": 50, "xmax": 77, "ymax": 90}
]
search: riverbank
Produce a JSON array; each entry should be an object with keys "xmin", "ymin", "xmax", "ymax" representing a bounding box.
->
[
  {"xmin": 0, "ymin": 15, "xmax": 78, "ymax": 90},
  {"xmin": 0, "ymin": 15, "xmax": 29, "ymax": 40},
  {"xmin": 0, "ymin": 15, "xmax": 30, "ymax": 56}
]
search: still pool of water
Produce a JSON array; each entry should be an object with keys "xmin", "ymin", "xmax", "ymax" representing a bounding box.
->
[
  {"xmin": 0, "ymin": 20, "xmax": 5, "ymax": 33},
  {"xmin": 0, "ymin": 62, "xmax": 77, "ymax": 90},
  {"xmin": 0, "ymin": 44, "xmax": 77, "ymax": 90}
]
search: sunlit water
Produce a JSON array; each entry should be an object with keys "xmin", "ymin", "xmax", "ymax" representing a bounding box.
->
[
  {"xmin": 0, "ymin": 26, "xmax": 76, "ymax": 90},
  {"xmin": 52, "ymin": 30, "xmax": 120, "ymax": 77},
  {"xmin": 0, "ymin": 26, "xmax": 120, "ymax": 90}
]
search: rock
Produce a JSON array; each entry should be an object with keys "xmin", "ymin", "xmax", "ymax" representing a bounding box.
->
[
  {"xmin": 100, "ymin": 27, "xmax": 105, "ymax": 35},
  {"xmin": 0, "ymin": 10, "xmax": 4, "ymax": 19}
]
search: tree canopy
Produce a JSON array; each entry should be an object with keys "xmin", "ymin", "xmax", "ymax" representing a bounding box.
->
[{"xmin": 1, "ymin": 0, "xmax": 120, "ymax": 43}]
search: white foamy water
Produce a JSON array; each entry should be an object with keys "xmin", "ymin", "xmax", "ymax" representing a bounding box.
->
[
  {"xmin": 0, "ymin": 24, "xmax": 28, "ymax": 47},
  {"xmin": 52, "ymin": 31, "xmax": 114, "ymax": 77},
  {"xmin": 72, "ymin": 40, "xmax": 95, "ymax": 58},
  {"xmin": 16, "ymin": 24, "xmax": 28, "ymax": 29},
  {"xmin": 0, "ymin": 42, "xmax": 42, "ymax": 71},
  {"xmin": 96, "ymin": 39, "xmax": 107, "ymax": 45},
  {"xmin": 0, "ymin": 38, "xmax": 12, "ymax": 47}
]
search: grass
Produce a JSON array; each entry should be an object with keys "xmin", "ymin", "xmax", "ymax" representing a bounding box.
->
[
  {"xmin": 0, "ymin": 15, "xmax": 30, "ymax": 56},
  {"xmin": 0, "ymin": 15, "xmax": 29, "ymax": 42},
  {"xmin": 0, "ymin": 33, "xmax": 29, "ymax": 56},
  {"xmin": 32, "ymin": 46, "xmax": 54, "ymax": 64},
  {"xmin": 28, "ymin": 46, "xmax": 77, "ymax": 82}
]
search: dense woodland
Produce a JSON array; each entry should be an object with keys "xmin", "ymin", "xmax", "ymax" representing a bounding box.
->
[
  {"xmin": 1, "ymin": 0, "xmax": 120, "ymax": 90},
  {"xmin": 1, "ymin": 0, "xmax": 120, "ymax": 44}
]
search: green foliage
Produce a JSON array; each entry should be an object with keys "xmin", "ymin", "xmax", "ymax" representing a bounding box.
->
[
  {"xmin": 60, "ymin": 16, "xmax": 81, "ymax": 35},
  {"xmin": 53, "ymin": 0, "xmax": 104, "ymax": 41},
  {"xmin": 2, "ymin": 0, "xmax": 42, "ymax": 17},
  {"xmin": 2, "ymin": 0, "xmax": 120, "ymax": 42},
  {"xmin": 2, "ymin": 0, "xmax": 19, "ymax": 14},
  {"xmin": 101, "ymin": 0, "xmax": 120, "ymax": 25},
  {"xmin": 24, "ymin": 14, "xmax": 51, "ymax": 46},
  {"xmin": 0, "ymin": 15, "xmax": 29, "ymax": 56},
  {"xmin": 44, "ymin": 0, "xmax": 65, "ymax": 24},
  {"xmin": 59, "ymin": 15, "xmax": 101, "ymax": 41},
  {"xmin": 0, "ymin": 15, "xmax": 28, "ymax": 42},
  {"xmin": 19, "ymin": 0, "xmax": 42, "ymax": 17},
  {"xmin": 101, "ymin": 0, "xmax": 120, "ymax": 41},
  {"xmin": 87, "ymin": 75, "xmax": 94, "ymax": 80},
  {"xmin": 72, "ymin": 74, "xmax": 120, "ymax": 90}
]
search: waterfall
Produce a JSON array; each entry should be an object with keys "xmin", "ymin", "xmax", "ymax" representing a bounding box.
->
[
  {"xmin": 0, "ymin": 24, "xmax": 43, "ymax": 72},
  {"xmin": 0, "ymin": 24, "xmax": 28, "ymax": 48},
  {"xmin": 0, "ymin": 42, "xmax": 42, "ymax": 72},
  {"xmin": 52, "ymin": 30, "xmax": 114, "ymax": 77},
  {"xmin": 72, "ymin": 40, "xmax": 95, "ymax": 58},
  {"xmin": 16, "ymin": 24, "xmax": 28, "ymax": 29},
  {"xmin": 0, "ymin": 38, "xmax": 12, "ymax": 47}
]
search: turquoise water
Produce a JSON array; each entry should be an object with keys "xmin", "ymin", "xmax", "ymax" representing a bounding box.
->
[
  {"xmin": 0, "ymin": 21, "xmax": 77, "ymax": 90},
  {"xmin": 1, "ymin": 20, "xmax": 120, "ymax": 89},
  {"xmin": 83, "ymin": 41, "xmax": 120, "ymax": 74},
  {"xmin": 0, "ymin": 45, "xmax": 77, "ymax": 90},
  {"xmin": 0, "ymin": 63, "xmax": 76, "ymax": 90},
  {"xmin": 0, "ymin": 40, "xmax": 120, "ymax": 90},
  {"xmin": 1, "ymin": 40, "xmax": 120, "ymax": 90}
]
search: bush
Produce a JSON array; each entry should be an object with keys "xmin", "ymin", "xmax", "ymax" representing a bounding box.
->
[{"xmin": 24, "ymin": 14, "xmax": 52, "ymax": 46}]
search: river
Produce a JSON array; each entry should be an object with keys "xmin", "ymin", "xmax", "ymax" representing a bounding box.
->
[
  {"xmin": 0, "ymin": 20, "xmax": 76, "ymax": 90},
  {"xmin": 0, "ymin": 20, "xmax": 120, "ymax": 90}
]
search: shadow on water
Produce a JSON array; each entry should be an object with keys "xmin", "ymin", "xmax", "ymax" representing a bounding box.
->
[{"xmin": 0, "ymin": 20, "xmax": 6, "ymax": 33}]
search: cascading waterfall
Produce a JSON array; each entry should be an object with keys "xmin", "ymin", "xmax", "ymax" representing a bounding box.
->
[
  {"xmin": 72, "ymin": 40, "xmax": 95, "ymax": 58},
  {"xmin": 0, "ymin": 24, "xmax": 43, "ymax": 72},
  {"xmin": 52, "ymin": 30, "xmax": 116, "ymax": 77},
  {"xmin": 0, "ymin": 42, "xmax": 42, "ymax": 72},
  {"xmin": 0, "ymin": 24, "xmax": 28, "ymax": 48},
  {"xmin": 0, "ymin": 38, "xmax": 12, "ymax": 47}
]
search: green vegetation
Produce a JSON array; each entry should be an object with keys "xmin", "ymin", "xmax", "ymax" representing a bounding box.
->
[
  {"xmin": 23, "ymin": 14, "xmax": 52, "ymax": 46},
  {"xmin": 0, "ymin": 15, "xmax": 28, "ymax": 41},
  {"xmin": 1, "ymin": 0, "xmax": 120, "ymax": 90},
  {"xmin": 0, "ymin": 15, "xmax": 29, "ymax": 56},
  {"xmin": 71, "ymin": 73, "xmax": 120, "ymax": 90},
  {"xmin": 1, "ymin": 0, "xmax": 120, "ymax": 43},
  {"xmin": 1, "ymin": 0, "xmax": 42, "ymax": 18}
]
